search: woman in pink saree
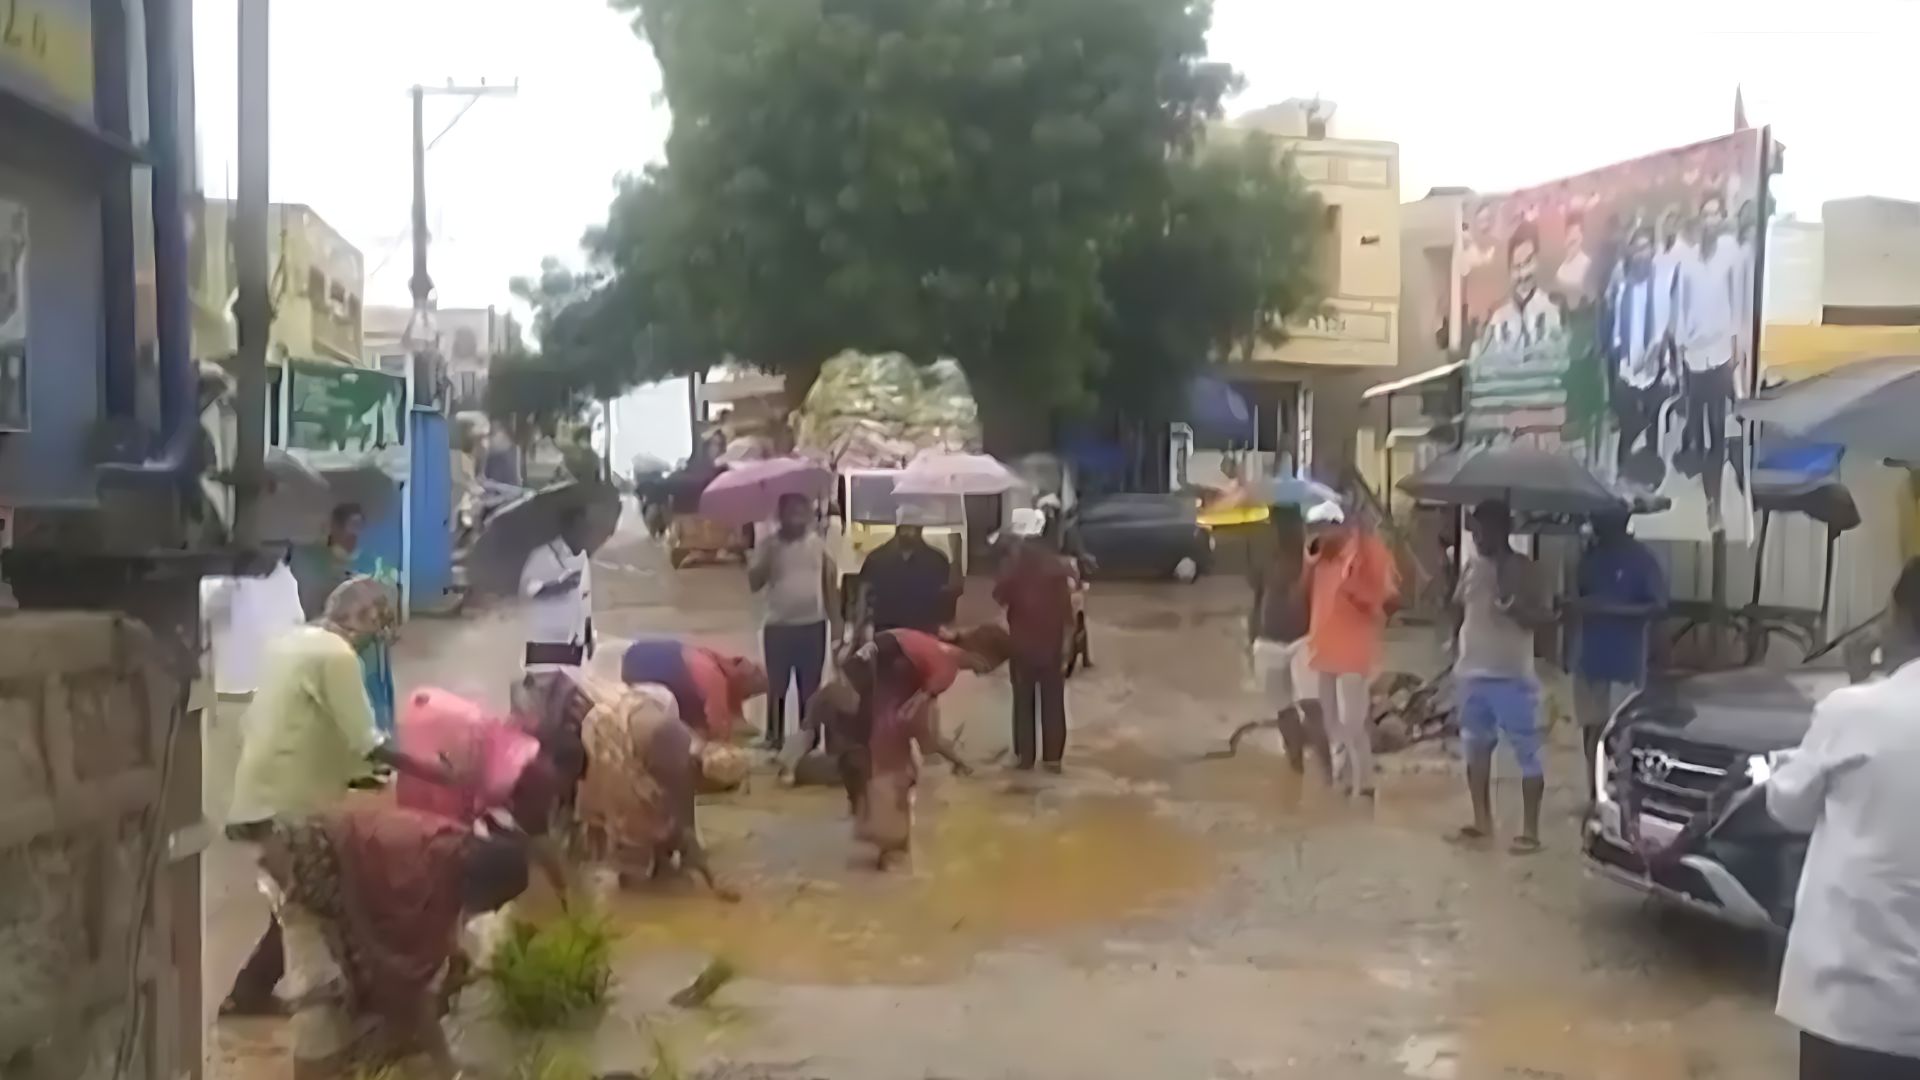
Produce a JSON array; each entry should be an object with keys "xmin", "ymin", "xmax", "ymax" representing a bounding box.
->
[{"xmin": 394, "ymin": 688, "xmax": 572, "ymax": 837}]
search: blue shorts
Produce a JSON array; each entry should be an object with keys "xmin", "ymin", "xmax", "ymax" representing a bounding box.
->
[{"xmin": 1457, "ymin": 675, "xmax": 1543, "ymax": 778}]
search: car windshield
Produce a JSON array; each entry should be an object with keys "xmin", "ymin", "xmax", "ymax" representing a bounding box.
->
[{"xmin": 847, "ymin": 473, "xmax": 964, "ymax": 526}]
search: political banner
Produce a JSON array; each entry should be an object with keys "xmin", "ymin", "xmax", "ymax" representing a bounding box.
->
[{"xmin": 1457, "ymin": 129, "xmax": 1766, "ymax": 540}]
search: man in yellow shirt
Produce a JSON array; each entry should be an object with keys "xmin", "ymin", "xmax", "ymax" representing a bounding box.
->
[{"xmin": 221, "ymin": 577, "xmax": 447, "ymax": 1016}]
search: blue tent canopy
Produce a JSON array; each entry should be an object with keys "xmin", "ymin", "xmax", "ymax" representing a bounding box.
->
[{"xmin": 1185, "ymin": 376, "xmax": 1254, "ymax": 443}]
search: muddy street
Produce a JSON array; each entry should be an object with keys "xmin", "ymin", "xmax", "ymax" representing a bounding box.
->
[{"xmin": 209, "ymin": 528, "xmax": 1792, "ymax": 1080}]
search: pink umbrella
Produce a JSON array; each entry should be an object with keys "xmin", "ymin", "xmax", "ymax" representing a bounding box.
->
[
  {"xmin": 893, "ymin": 451, "xmax": 1020, "ymax": 496},
  {"xmin": 698, "ymin": 456, "xmax": 833, "ymax": 524}
]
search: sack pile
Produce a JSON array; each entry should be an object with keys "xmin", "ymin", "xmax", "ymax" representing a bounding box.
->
[{"xmin": 795, "ymin": 352, "xmax": 981, "ymax": 471}]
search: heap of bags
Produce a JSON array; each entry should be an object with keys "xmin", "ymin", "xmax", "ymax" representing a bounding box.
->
[{"xmin": 794, "ymin": 352, "xmax": 982, "ymax": 471}]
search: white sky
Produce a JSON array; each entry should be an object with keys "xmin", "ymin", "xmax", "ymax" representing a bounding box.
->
[{"xmin": 190, "ymin": 0, "xmax": 1920, "ymax": 462}]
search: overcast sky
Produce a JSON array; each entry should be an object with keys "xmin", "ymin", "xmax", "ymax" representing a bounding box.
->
[{"xmin": 190, "ymin": 0, "xmax": 1920, "ymax": 461}]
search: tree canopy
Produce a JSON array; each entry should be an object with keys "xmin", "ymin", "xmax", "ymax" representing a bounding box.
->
[{"xmin": 519, "ymin": 0, "xmax": 1324, "ymax": 450}]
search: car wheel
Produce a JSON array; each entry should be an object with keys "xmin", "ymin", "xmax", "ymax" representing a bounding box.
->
[{"xmin": 1172, "ymin": 556, "xmax": 1200, "ymax": 583}]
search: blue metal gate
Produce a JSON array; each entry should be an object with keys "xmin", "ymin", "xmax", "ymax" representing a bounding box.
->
[{"xmin": 408, "ymin": 409, "xmax": 454, "ymax": 609}]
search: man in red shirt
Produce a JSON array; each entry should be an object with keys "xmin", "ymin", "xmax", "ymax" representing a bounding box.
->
[{"xmin": 994, "ymin": 511, "xmax": 1076, "ymax": 772}]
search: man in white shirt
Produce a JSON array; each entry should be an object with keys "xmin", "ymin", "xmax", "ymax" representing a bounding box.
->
[
  {"xmin": 1651, "ymin": 207, "xmax": 1693, "ymax": 367},
  {"xmin": 202, "ymin": 546, "xmax": 308, "ymax": 698},
  {"xmin": 519, "ymin": 506, "xmax": 593, "ymax": 673},
  {"xmin": 1477, "ymin": 226, "xmax": 1563, "ymax": 355},
  {"xmin": 1764, "ymin": 559, "xmax": 1920, "ymax": 1078},
  {"xmin": 1554, "ymin": 212, "xmax": 1594, "ymax": 303},
  {"xmin": 1676, "ymin": 193, "xmax": 1743, "ymax": 533}
]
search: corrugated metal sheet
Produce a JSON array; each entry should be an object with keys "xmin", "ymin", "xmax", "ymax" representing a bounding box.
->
[{"xmin": 1649, "ymin": 456, "xmax": 1904, "ymax": 643}]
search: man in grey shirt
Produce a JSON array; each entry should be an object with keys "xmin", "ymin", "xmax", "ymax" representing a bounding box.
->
[
  {"xmin": 749, "ymin": 492, "xmax": 839, "ymax": 750},
  {"xmin": 1451, "ymin": 500, "xmax": 1554, "ymax": 854}
]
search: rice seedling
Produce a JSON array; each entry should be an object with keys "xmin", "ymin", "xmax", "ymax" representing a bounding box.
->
[{"xmin": 487, "ymin": 908, "xmax": 617, "ymax": 1030}]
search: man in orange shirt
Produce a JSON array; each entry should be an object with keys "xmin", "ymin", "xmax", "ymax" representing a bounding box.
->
[{"xmin": 1305, "ymin": 503, "xmax": 1399, "ymax": 798}]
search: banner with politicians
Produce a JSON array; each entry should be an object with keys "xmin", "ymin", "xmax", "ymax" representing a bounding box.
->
[{"xmin": 1456, "ymin": 129, "xmax": 1766, "ymax": 541}]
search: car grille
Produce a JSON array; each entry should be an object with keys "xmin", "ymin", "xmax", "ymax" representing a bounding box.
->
[{"xmin": 1623, "ymin": 730, "xmax": 1741, "ymax": 823}]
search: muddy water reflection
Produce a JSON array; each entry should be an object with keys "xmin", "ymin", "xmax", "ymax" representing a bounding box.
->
[{"xmin": 616, "ymin": 786, "xmax": 1216, "ymax": 984}]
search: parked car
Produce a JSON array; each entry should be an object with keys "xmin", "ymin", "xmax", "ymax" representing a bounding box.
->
[
  {"xmin": 1072, "ymin": 493, "xmax": 1214, "ymax": 583},
  {"xmin": 1583, "ymin": 666, "xmax": 1839, "ymax": 932}
]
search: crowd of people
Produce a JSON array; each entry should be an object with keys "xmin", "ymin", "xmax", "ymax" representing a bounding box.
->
[
  {"xmin": 205, "ymin": 473, "xmax": 1920, "ymax": 1080},
  {"xmin": 208, "ymin": 489, "xmax": 1066, "ymax": 1077}
]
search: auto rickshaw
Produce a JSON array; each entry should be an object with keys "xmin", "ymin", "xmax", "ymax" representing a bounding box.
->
[{"xmin": 662, "ymin": 465, "xmax": 749, "ymax": 568}]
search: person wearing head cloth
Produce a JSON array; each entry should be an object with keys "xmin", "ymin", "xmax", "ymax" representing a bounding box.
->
[
  {"xmin": 1449, "ymin": 500, "xmax": 1553, "ymax": 855},
  {"xmin": 851, "ymin": 624, "xmax": 1009, "ymax": 869},
  {"xmin": 994, "ymin": 508, "xmax": 1075, "ymax": 772},
  {"xmin": 1304, "ymin": 499, "xmax": 1399, "ymax": 799},
  {"xmin": 221, "ymin": 577, "xmax": 455, "ymax": 1019},
  {"xmin": 618, "ymin": 638, "xmax": 767, "ymax": 742},
  {"xmin": 256, "ymin": 802, "xmax": 530, "ymax": 1078},
  {"xmin": 859, "ymin": 505, "xmax": 957, "ymax": 635}
]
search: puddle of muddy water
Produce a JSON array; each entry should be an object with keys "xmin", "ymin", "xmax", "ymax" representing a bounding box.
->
[{"xmin": 612, "ymin": 786, "xmax": 1217, "ymax": 985}]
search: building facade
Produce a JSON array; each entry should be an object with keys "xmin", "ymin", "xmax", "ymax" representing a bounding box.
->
[
  {"xmin": 1191, "ymin": 99, "xmax": 1402, "ymax": 487},
  {"xmin": 363, "ymin": 303, "xmax": 516, "ymax": 410},
  {"xmin": 190, "ymin": 200, "xmax": 364, "ymax": 365}
]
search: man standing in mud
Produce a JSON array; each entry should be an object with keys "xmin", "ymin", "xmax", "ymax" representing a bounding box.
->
[
  {"xmin": 860, "ymin": 511, "xmax": 955, "ymax": 636},
  {"xmin": 1450, "ymin": 501, "xmax": 1552, "ymax": 854},
  {"xmin": 1246, "ymin": 505, "xmax": 1328, "ymax": 779}
]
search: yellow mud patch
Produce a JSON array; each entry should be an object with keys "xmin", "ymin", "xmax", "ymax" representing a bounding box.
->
[{"xmin": 614, "ymin": 787, "xmax": 1216, "ymax": 985}]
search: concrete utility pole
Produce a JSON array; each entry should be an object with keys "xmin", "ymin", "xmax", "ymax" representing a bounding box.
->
[
  {"xmin": 232, "ymin": 0, "xmax": 271, "ymax": 550},
  {"xmin": 405, "ymin": 80, "xmax": 517, "ymax": 402}
]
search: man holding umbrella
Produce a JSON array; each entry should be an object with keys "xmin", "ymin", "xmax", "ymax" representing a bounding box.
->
[{"xmin": 1451, "ymin": 501, "xmax": 1554, "ymax": 854}]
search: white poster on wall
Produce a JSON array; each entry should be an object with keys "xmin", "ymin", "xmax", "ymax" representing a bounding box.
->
[{"xmin": 0, "ymin": 198, "xmax": 26, "ymax": 432}]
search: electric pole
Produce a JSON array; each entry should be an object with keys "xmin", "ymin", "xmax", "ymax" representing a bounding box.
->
[
  {"xmin": 406, "ymin": 79, "xmax": 517, "ymax": 406},
  {"xmin": 233, "ymin": 0, "xmax": 270, "ymax": 549}
]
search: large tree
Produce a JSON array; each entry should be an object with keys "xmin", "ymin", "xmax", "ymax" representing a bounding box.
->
[
  {"xmin": 1095, "ymin": 132, "xmax": 1326, "ymax": 421},
  {"xmin": 527, "ymin": 0, "xmax": 1323, "ymax": 452},
  {"xmin": 616, "ymin": 0, "xmax": 1233, "ymax": 441}
]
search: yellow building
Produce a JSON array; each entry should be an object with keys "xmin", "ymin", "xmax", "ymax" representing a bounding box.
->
[
  {"xmin": 1221, "ymin": 100, "xmax": 1401, "ymax": 371},
  {"xmin": 1184, "ymin": 100, "xmax": 1401, "ymax": 487},
  {"xmin": 189, "ymin": 199, "xmax": 365, "ymax": 365}
]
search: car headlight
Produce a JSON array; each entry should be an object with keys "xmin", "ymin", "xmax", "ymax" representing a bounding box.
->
[{"xmin": 1745, "ymin": 749, "xmax": 1795, "ymax": 786}]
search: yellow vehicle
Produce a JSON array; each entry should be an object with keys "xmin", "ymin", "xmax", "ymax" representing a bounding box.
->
[{"xmin": 829, "ymin": 468, "xmax": 968, "ymax": 614}]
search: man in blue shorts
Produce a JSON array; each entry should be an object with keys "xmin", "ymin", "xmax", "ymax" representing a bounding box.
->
[{"xmin": 1451, "ymin": 500, "xmax": 1554, "ymax": 854}]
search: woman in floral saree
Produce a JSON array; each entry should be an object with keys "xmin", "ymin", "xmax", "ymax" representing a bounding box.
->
[{"xmin": 258, "ymin": 803, "xmax": 529, "ymax": 1079}]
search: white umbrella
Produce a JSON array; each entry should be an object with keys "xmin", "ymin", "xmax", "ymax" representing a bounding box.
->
[{"xmin": 893, "ymin": 452, "xmax": 1020, "ymax": 496}]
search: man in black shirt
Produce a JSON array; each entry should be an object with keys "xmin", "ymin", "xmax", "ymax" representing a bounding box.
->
[{"xmin": 859, "ymin": 520, "xmax": 956, "ymax": 635}]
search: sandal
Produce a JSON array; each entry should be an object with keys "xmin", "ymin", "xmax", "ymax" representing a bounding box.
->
[
  {"xmin": 1444, "ymin": 826, "xmax": 1492, "ymax": 848},
  {"xmin": 1508, "ymin": 836, "xmax": 1544, "ymax": 856}
]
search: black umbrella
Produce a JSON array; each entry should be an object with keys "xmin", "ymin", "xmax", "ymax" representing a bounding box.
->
[
  {"xmin": 465, "ymin": 481, "xmax": 622, "ymax": 597},
  {"xmin": 1398, "ymin": 444, "xmax": 1628, "ymax": 515},
  {"xmin": 1737, "ymin": 355, "xmax": 1920, "ymax": 463}
]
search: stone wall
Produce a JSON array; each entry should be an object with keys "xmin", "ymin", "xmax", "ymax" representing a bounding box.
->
[{"xmin": 0, "ymin": 613, "xmax": 188, "ymax": 1080}]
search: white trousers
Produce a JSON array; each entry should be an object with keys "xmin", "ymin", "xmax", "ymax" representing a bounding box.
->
[{"xmin": 1317, "ymin": 671, "xmax": 1373, "ymax": 796}]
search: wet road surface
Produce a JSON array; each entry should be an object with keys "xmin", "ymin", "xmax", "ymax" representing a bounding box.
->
[{"xmin": 208, "ymin": 528, "xmax": 1793, "ymax": 1079}]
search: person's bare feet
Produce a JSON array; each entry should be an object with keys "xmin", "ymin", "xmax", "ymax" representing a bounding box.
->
[
  {"xmin": 1508, "ymin": 836, "xmax": 1544, "ymax": 856},
  {"xmin": 1445, "ymin": 825, "xmax": 1492, "ymax": 849}
]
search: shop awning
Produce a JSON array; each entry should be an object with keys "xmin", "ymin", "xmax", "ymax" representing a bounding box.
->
[{"xmin": 1361, "ymin": 359, "xmax": 1466, "ymax": 401}]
